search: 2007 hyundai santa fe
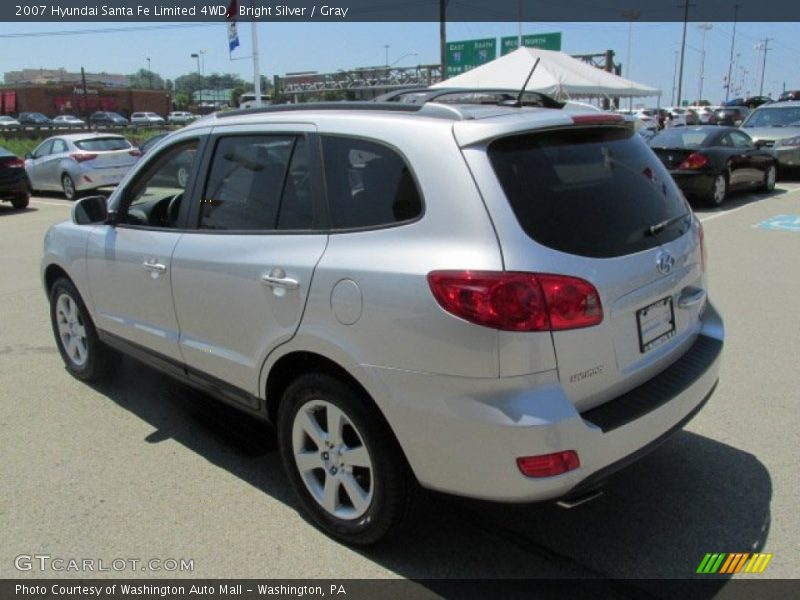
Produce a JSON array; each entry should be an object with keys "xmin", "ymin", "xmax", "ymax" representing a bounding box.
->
[{"xmin": 42, "ymin": 100, "xmax": 724, "ymax": 544}]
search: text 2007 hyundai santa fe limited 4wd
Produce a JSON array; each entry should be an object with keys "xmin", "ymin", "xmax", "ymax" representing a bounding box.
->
[{"xmin": 42, "ymin": 101, "xmax": 724, "ymax": 544}]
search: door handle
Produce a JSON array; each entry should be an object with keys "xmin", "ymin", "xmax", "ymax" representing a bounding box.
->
[
  {"xmin": 261, "ymin": 268, "xmax": 299, "ymax": 290},
  {"xmin": 143, "ymin": 260, "xmax": 167, "ymax": 273},
  {"xmin": 678, "ymin": 287, "xmax": 706, "ymax": 309}
]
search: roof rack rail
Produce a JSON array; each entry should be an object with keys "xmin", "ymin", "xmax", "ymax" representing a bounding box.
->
[
  {"xmin": 373, "ymin": 87, "xmax": 566, "ymax": 109},
  {"xmin": 217, "ymin": 102, "xmax": 425, "ymax": 119}
]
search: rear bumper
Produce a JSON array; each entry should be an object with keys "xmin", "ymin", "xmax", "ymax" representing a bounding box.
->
[
  {"xmin": 773, "ymin": 146, "xmax": 800, "ymax": 168},
  {"xmin": 669, "ymin": 171, "xmax": 715, "ymax": 197},
  {"xmin": 367, "ymin": 302, "xmax": 724, "ymax": 502}
]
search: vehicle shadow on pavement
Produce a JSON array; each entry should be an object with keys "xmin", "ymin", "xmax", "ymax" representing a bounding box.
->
[
  {"xmin": 91, "ymin": 357, "xmax": 771, "ymax": 593},
  {"xmin": 0, "ymin": 205, "xmax": 38, "ymax": 217}
]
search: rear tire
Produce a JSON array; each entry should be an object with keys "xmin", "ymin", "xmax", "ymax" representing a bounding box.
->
[
  {"xmin": 706, "ymin": 173, "xmax": 727, "ymax": 207},
  {"xmin": 61, "ymin": 174, "xmax": 77, "ymax": 201},
  {"xmin": 11, "ymin": 193, "xmax": 29, "ymax": 209},
  {"xmin": 277, "ymin": 373, "xmax": 417, "ymax": 545},
  {"xmin": 49, "ymin": 277, "xmax": 119, "ymax": 382}
]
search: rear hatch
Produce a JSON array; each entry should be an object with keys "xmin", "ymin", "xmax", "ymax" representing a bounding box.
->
[
  {"xmin": 463, "ymin": 120, "xmax": 706, "ymax": 411},
  {"xmin": 74, "ymin": 136, "xmax": 139, "ymax": 169}
]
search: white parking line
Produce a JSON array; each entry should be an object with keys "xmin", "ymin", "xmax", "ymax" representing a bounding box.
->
[
  {"xmin": 30, "ymin": 200, "xmax": 70, "ymax": 207},
  {"xmin": 698, "ymin": 185, "xmax": 800, "ymax": 223}
]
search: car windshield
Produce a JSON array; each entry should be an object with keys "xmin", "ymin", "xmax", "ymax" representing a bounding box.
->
[
  {"xmin": 742, "ymin": 107, "xmax": 800, "ymax": 127},
  {"xmin": 649, "ymin": 129, "xmax": 714, "ymax": 148},
  {"xmin": 74, "ymin": 137, "xmax": 131, "ymax": 151}
]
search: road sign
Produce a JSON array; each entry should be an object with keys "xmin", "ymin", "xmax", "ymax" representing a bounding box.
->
[
  {"xmin": 446, "ymin": 38, "xmax": 497, "ymax": 77},
  {"xmin": 501, "ymin": 32, "xmax": 562, "ymax": 55}
]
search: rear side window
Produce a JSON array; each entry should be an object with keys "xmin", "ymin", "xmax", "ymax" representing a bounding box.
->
[
  {"xmin": 321, "ymin": 136, "xmax": 422, "ymax": 229},
  {"xmin": 488, "ymin": 127, "xmax": 690, "ymax": 258},
  {"xmin": 75, "ymin": 137, "xmax": 131, "ymax": 151},
  {"xmin": 200, "ymin": 135, "xmax": 313, "ymax": 231}
]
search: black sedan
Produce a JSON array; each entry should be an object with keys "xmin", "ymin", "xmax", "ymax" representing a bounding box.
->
[
  {"xmin": 648, "ymin": 126, "xmax": 777, "ymax": 206},
  {"xmin": 0, "ymin": 146, "xmax": 31, "ymax": 209},
  {"xmin": 18, "ymin": 112, "xmax": 52, "ymax": 128},
  {"xmin": 89, "ymin": 111, "xmax": 129, "ymax": 127}
]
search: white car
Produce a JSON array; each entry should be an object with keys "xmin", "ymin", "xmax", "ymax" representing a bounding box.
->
[
  {"xmin": 0, "ymin": 115, "xmax": 21, "ymax": 129},
  {"xmin": 52, "ymin": 115, "xmax": 86, "ymax": 129},
  {"xmin": 167, "ymin": 111, "xmax": 195, "ymax": 125},
  {"xmin": 130, "ymin": 112, "xmax": 166, "ymax": 127}
]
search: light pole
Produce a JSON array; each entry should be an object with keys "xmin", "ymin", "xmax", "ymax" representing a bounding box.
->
[
  {"xmin": 190, "ymin": 53, "xmax": 201, "ymax": 74},
  {"xmin": 671, "ymin": 50, "xmax": 679, "ymax": 106},
  {"xmin": 697, "ymin": 23, "xmax": 713, "ymax": 104},
  {"xmin": 725, "ymin": 4, "xmax": 740, "ymax": 102},
  {"xmin": 622, "ymin": 9, "xmax": 640, "ymax": 110},
  {"xmin": 146, "ymin": 57, "xmax": 151, "ymax": 89},
  {"xmin": 384, "ymin": 44, "xmax": 390, "ymax": 67}
]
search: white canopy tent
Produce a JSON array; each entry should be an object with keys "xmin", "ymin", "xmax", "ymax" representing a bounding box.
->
[{"xmin": 433, "ymin": 47, "xmax": 661, "ymax": 100}]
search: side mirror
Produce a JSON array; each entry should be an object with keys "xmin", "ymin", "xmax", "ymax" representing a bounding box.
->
[
  {"xmin": 25, "ymin": 153, "xmax": 32, "ymax": 159},
  {"xmin": 71, "ymin": 195, "xmax": 109, "ymax": 225},
  {"xmin": 754, "ymin": 140, "xmax": 766, "ymax": 149}
]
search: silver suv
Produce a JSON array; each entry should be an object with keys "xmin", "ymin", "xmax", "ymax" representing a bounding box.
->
[{"xmin": 42, "ymin": 102, "xmax": 724, "ymax": 544}]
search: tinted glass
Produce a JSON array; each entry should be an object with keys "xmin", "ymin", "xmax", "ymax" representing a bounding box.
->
[
  {"xmin": 201, "ymin": 135, "xmax": 311, "ymax": 231},
  {"xmin": 75, "ymin": 137, "xmax": 131, "ymax": 151},
  {"xmin": 321, "ymin": 136, "xmax": 422, "ymax": 229},
  {"xmin": 51, "ymin": 139, "xmax": 67, "ymax": 154},
  {"xmin": 33, "ymin": 140, "xmax": 54, "ymax": 157},
  {"xmin": 650, "ymin": 129, "xmax": 715, "ymax": 148},
  {"xmin": 743, "ymin": 106, "xmax": 800, "ymax": 127},
  {"xmin": 729, "ymin": 131, "xmax": 753, "ymax": 148},
  {"xmin": 488, "ymin": 127, "xmax": 690, "ymax": 258}
]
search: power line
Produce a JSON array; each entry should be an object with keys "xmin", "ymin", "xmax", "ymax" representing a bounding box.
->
[{"xmin": 0, "ymin": 23, "xmax": 214, "ymax": 39}]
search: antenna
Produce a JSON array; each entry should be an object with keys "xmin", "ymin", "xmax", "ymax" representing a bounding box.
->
[{"xmin": 514, "ymin": 57, "xmax": 540, "ymax": 107}]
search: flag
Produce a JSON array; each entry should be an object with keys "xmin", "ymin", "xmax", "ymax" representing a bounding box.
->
[{"xmin": 227, "ymin": 0, "xmax": 240, "ymax": 52}]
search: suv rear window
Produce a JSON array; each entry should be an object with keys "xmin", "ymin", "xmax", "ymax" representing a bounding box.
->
[
  {"xmin": 75, "ymin": 137, "xmax": 131, "ymax": 151},
  {"xmin": 488, "ymin": 127, "xmax": 690, "ymax": 258}
]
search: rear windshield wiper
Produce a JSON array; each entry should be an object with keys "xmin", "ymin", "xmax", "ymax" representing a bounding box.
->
[{"xmin": 647, "ymin": 212, "xmax": 690, "ymax": 236}]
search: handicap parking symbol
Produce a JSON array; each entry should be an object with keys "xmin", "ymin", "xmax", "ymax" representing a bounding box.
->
[{"xmin": 754, "ymin": 215, "xmax": 800, "ymax": 232}]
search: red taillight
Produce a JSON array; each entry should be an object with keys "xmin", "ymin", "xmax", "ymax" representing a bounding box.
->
[
  {"xmin": 697, "ymin": 219, "xmax": 707, "ymax": 273},
  {"xmin": 6, "ymin": 158, "xmax": 24, "ymax": 168},
  {"xmin": 517, "ymin": 451, "xmax": 580, "ymax": 478},
  {"xmin": 70, "ymin": 152, "xmax": 97, "ymax": 163},
  {"xmin": 427, "ymin": 271, "xmax": 603, "ymax": 332},
  {"xmin": 129, "ymin": 149, "xmax": 142, "ymax": 157},
  {"xmin": 678, "ymin": 153, "xmax": 709, "ymax": 170}
]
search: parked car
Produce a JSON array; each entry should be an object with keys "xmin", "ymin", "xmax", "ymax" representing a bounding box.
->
[
  {"xmin": 743, "ymin": 96, "xmax": 773, "ymax": 109},
  {"xmin": 52, "ymin": 115, "xmax": 87, "ymax": 129},
  {"xmin": 778, "ymin": 90, "xmax": 800, "ymax": 102},
  {"xmin": 18, "ymin": 112, "xmax": 53, "ymax": 127},
  {"xmin": 665, "ymin": 107, "xmax": 699, "ymax": 127},
  {"xmin": 25, "ymin": 133, "xmax": 140, "ymax": 200},
  {"xmin": 714, "ymin": 106, "xmax": 749, "ymax": 126},
  {"xmin": 0, "ymin": 146, "xmax": 31, "ymax": 209},
  {"xmin": 42, "ymin": 102, "xmax": 723, "ymax": 545},
  {"xmin": 688, "ymin": 106, "xmax": 718, "ymax": 124},
  {"xmin": 167, "ymin": 111, "xmax": 195, "ymax": 125},
  {"xmin": 89, "ymin": 111, "xmax": 129, "ymax": 127},
  {"xmin": 740, "ymin": 101, "xmax": 800, "ymax": 169},
  {"xmin": 648, "ymin": 126, "xmax": 777, "ymax": 206},
  {"xmin": 138, "ymin": 132, "xmax": 194, "ymax": 187},
  {"xmin": 0, "ymin": 115, "xmax": 21, "ymax": 130},
  {"xmin": 130, "ymin": 112, "xmax": 166, "ymax": 127}
]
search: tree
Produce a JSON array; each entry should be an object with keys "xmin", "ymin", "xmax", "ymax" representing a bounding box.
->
[
  {"xmin": 128, "ymin": 68, "xmax": 165, "ymax": 89},
  {"xmin": 230, "ymin": 86, "xmax": 245, "ymax": 107}
]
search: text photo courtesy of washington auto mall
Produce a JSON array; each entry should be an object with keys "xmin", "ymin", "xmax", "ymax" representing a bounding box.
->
[{"xmin": 1, "ymin": 1, "xmax": 800, "ymax": 599}]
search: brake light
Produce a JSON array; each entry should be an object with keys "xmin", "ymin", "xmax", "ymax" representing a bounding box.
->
[
  {"xmin": 129, "ymin": 149, "xmax": 142, "ymax": 157},
  {"xmin": 571, "ymin": 113, "xmax": 625, "ymax": 125},
  {"xmin": 517, "ymin": 451, "xmax": 580, "ymax": 478},
  {"xmin": 698, "ymin": 219, "xmax": 707, "ymax": 273},
  {"xmin": 70, "ymin": 152, "xmax": 97, "ymax": 163},
  {"xmin": 427, "ymin": 271, "xmax": 603, "ymax": 332},
  {"xmin": 6, "ymin": 158, "xmax": 24, "ymax": 168},
  {"xmin": 678, "ymin": 153, "xmax": 709, "ymax": 170}
]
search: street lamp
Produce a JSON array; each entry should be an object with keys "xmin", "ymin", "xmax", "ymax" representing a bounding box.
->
[
  {"xmin": 697, "ymin": 23, "xmax": 713, "ymax": 104},
  {"xmin": 384, "ymin": 44, "xmax": 390, "ymax": 67},
  {"xmin": 190, "ymin": 53, "xmax": 201, "ymax": 74},
  {"xmin": 622, "ymin": 9, "xmax": 641, "ymax": 111}
]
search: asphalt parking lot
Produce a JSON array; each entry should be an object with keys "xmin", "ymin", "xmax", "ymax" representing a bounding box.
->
[{"xmin": 1, "ymin": 180, "xmax": 799, "ymax": 591}]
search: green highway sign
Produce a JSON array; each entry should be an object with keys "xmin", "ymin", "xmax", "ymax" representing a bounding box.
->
[
  {"xmin": 501, "ymin": 32, "xmax": 562, "ymax": 55},
  {"xmin": 446, "ymin": 38, "xmax": 497, "ymax": 77}
]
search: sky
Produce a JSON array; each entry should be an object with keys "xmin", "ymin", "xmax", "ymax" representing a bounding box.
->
[{"xmin": 0, "ymin": 20, "xmax": 798, "ymax": 106}]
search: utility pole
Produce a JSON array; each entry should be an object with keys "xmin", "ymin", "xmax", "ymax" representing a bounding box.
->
[
  {"xmin": 725, "ymin": 4, "xmax": 740, "ymax": 102},
  {"xmin": 622, "ymin": 10, "xmax": 640, "ymax": 110},
  {"xmin": 252, "ymin": 23, "xmax": 262, "ymax": 107},
  {"xmin": 146, "ymin": 57, "xmax": 152, "ymax": 89},
  {"xmin": 697, "ymin": 23, "xmax": 713, "ymax": 104},
  {"xmin": 671, "ymin": 50, "xmax": 679, "ymax": 106},
  {"xmin": 676, "ymin": 0, "xmax": 692, "ymax": 107},
  {"xmin": 440, "ymin": 0, "xmax": 447, "ymax": 77},
  {"xmin": 759, "ymin": 37, "xmax": 772, "ymax": 96}
]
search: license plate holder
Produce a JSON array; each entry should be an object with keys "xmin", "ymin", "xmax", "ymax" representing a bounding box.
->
[{"xmin": 637, "ymin": 296, "xmax": 676, "ymax": 353}]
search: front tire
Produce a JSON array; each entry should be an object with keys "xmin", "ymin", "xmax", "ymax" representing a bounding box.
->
[
  {"xmin": 707, "ymin": 173, "xmax": 728, "ymax": 206},
  {"xmin": 761, "ymin": 164, "xmax": 777, "ymax": 192},
  {"xmin": 50, "ymin": 278, "xmax": 118, "ymax": 382},
  {"xmin": 277, "ymin": 373, "xmax": 416, "ymax": 545},
  {"xmin": 11, "ymin": 193, "xmax": 29, "ymax": 209}
]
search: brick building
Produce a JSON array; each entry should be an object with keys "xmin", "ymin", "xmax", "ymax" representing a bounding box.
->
[{"xmin": 0, "ymin": 84, "xmax": 171, "ymax": 118}]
